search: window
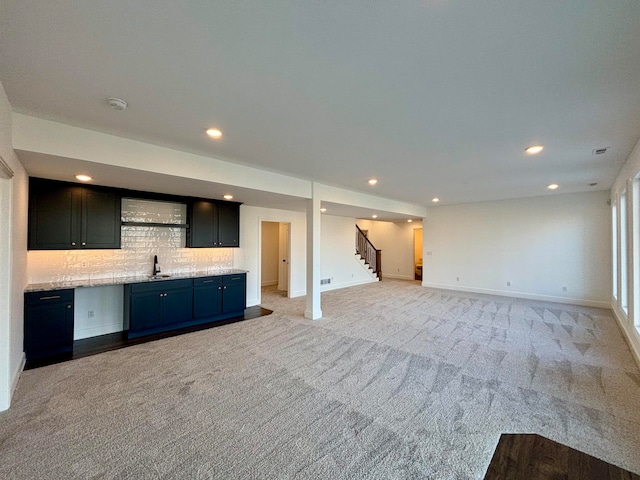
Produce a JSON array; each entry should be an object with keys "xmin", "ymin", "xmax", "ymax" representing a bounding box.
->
[
  {"xmin": 634, "ymin": 177, "xmax": 640, "ymax": 331},
  {"xmin": 621, "ymin": 190, "xmax": 628, "ymax": 313},
  {"xmin": 612, "ymin": 199, "xmax": 618, "ymax": 300}
]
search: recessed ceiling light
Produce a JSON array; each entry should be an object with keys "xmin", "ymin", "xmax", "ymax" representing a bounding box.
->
[
  {"xmin": 320, "ymin": 208, "xmax": 327, "ymax": 213},
  {"xmin": 75, "ymin": 174, "xmax": 92, "ymax": 182},
  {"xmin": 206, "ymin": 128, "xmax": 223, "ymax": 139},
  {"xmin": 547, "ymin": 183, "xmax": 559, "ymax": 190},
  {"xmin": 368, "ymin": 179, "xmax": 378, "ymax": 185},
  {"xmin": 432, "ymin": 197, "xmax": 440, "ymax": 203},
  {"xmin": 223, "ymin": 194, "xmax": 233, "ymax": 200},
  {"xmin": 372, "ymin": 214, "xmax": 378, "ymax": 219},
  {"xmin": 407, "ymin": 219, "xmax": 413, "ymax": 223},
  {"xmin": 525, "ymin": 145, "xmax": 544, "ymax": 155}
]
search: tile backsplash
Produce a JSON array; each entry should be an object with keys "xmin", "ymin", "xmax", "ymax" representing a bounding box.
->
[{"xmin": 27, "ymin": 198, "xmax": 235, "ymax": 284}]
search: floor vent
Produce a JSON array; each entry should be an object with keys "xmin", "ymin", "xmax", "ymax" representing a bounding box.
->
[{"xmin": 320, "ymin": 278, "xmax": 331, "ymax": 285}]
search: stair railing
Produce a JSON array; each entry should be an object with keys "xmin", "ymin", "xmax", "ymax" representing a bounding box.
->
[{"xmin": 356, "ymin": 225, "xmax": 382, "ymax": 279}]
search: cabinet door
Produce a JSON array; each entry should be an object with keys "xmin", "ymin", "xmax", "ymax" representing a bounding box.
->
[
  {"xmin": 222, "ymin": 275, "xmax": 246, "ymax": 314},
  {"xmin": 189, "ymin": 200, "xmax": 217, "ymax": 247},
  {"xmin": 81, "ymin": 189, "xmax": 121, "ymax": 249},
  {"xmin": 217, "ymin": 202, "xmax": 240, "ymax": 247},
  {"xmin": 193, "ymin": 283, "xmax": 223, "ymax": 318},
  {"xmin": 162, "ymin": 288, "xmax": 193, "ymax": 325},
  {"xmin": 28, "ymin": 180, "xmax": 80, "ymax": 250},
  {"xmin": 130, "ymin": 291, "xmax": 163, "ymax": 332},
  {"xmin": 24, "ymin": 291, "xmax": 74, "ymax": 360}
]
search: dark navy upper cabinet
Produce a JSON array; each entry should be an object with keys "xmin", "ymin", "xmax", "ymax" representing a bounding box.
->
[
  {"xmin": 216, "ymin": 202, "xmax": 240, "ymax": 247},
  {"xmin": 24, "ymin": 289, "xmax": 74, "ymax": 361},
  {"xmin": 29, "ymin": 178, "xmax": 121, "ymax": 250},
  {"xmin": 188, "ymin": 200, "xmax": 240, "ymax": 248}
]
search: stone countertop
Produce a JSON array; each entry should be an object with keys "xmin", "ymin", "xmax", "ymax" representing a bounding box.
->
[{"xmin": 25, "ymin": 269, "xmax": 248, "ymax": 293}]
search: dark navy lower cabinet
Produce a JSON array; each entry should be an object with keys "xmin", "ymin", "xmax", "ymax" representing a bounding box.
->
[
  {"xmin": 24, "ymin": 289, "xmax": 74, "ymax": 360},
  {"xmin": 222, "ymin": 274, "xmax": 246, "ymax": 314},
  {"xmin": 126, "ymin": 279, "xmax": 193, "ymax": 338},
  {"xmin": 193, "ymin": 276, "xmax": 223, "ymax": 318},
  {"xmin": 125, "ymin": 273, "xmax": 246, "ymax": 339}
]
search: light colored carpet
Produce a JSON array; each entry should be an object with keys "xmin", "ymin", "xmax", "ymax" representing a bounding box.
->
[{"xmin": 1, "ymin": 279, "xmax": 640, "ymax": 479}]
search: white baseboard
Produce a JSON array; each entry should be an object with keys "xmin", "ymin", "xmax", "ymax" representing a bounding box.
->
[
  {"xmin": 261, "ymin": 280, "xmax": 277, "ymax": 287},
  {"xmin": 421, "ymin": 282, "xmax": 610, "ymax": 309},
  {"xmin": 382, "ymin": 273, "xmax": 414, "ymax": 281},
  {"xmin": 5, "ymin": 352, "xmax": 26, "ymax": 411},
  {"xmin": 611, "ymin": 302, "xmax": 640, "ymax": 371},
  {"xmin": 74, "ymin": 323, "xmax": 123, "ymax": 341},
  {"xmin": 289, "ymin": 289, "xmax": 306, "ymax": 298},
  {"xmin": 320, "ymin": 278, "xmax": 376, "ymax": 293}
]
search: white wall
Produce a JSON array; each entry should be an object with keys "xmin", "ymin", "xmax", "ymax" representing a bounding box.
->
[
  {"xmin": 74, "ymin": 286, "xmax": 124, "ymax": 340},
  {"xmin": 320, "ymin": 215, "xmax": 377, "ymax": 291},
  {"xmin": 260, "ymin": 222, "xmax": 279, "ymax": 286},
  {"xmin": 356, "ymin": 219, "xmax": 422, "ymax": 281},
  {"xmin": 0, "ymin": 82, "xmax": 28, "ymax": 411},
  {"xmin": 423, "ymin": 191, "xmax": 611, "ymax": 307},
  {"xmin": 236, "ymin": 206, "xmax": 307, "ymax": 306},
  {"xmin": 610, "ymin": 137, "xmax": 640, "ymax": 368}
]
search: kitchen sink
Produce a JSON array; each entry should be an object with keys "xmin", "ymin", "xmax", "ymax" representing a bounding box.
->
[{"xmin": 149, "ymin": 274, "xmax": 172, "ymax": 280}]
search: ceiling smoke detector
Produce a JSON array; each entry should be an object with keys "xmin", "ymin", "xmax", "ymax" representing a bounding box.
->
[
  {"xmin": 107, "ymin": 97, "xmax": 128, "ymax": 110},
  {"xmin": 592, "ymin": 147, "xmax": 608, "ymax": 155}
]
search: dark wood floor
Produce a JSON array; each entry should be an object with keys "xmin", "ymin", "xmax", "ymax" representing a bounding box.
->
[
  {"xmin": 484, "ymin": 434, "xmax": 640, "ymax": 480},
  {"xmin": 25, "ymin": 306, "xmax": 272, "ymax": 370}
]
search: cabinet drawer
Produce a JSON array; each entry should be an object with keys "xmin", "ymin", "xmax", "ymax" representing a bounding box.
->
[
  {"xmin": 25, "ymin": 289, "xmax": 74, "ymax": 306},
  {"xmin": 129, "ymin": 278, "xmax": 193, "ymax": 293},
  {"xmin": 223, "ymin": 274, "xmax": 245, "ymax": 285},
  {"xmin": 194, "ymin": 276, "xmax": 222, "ymax": 287}
]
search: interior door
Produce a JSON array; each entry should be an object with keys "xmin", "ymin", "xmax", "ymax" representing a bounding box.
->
[{"xmin": 278, "ymin": 222, "xmax": 290, "ymax": 293}]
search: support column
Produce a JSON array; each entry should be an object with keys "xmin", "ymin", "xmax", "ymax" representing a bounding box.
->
[{"xmin": 305, "ymin": 190, "xmax": 322, "ymax": 320}]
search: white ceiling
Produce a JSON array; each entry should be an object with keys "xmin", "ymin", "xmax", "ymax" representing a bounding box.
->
[{"xmin": 1, "ymin": 1, "xmax": 639, "ymax": 208}]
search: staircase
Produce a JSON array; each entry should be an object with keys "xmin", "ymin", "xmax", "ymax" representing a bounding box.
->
[{"xmin": 356, "ymin": 225, "xmax": 381, "ymax": 280}]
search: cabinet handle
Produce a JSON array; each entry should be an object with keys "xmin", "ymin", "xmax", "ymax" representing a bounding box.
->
[
  {"xmin": 223, "ymin": 286, "xmax": 227, "ymax": 289},
  {"xmin": 67, "ymin": 305, "xmax": 72, "ymax": 309},
  {"xmin": 218, "ymin": 286, "xmax": 222, "ymax": 290},
  {"xmin": 202, "ymin": 280, "xmax": 214, "ymax": 284},
  {"xmin": 39, "ymin": 295, "xmax": 61, "ymax": 301},
  {"xmin": 82, "ymin": 242, "xmax": 86, "ymax": 246},
  {"xmin": 71, "ymin": 242, "xmax": 76, "ymax": 246}
]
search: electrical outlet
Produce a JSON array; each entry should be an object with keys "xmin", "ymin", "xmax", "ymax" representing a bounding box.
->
[
  {"xmin": 456, "ymin": 277, "xmax": 459, "ymax": 281},
  {"xmin": 88, "ymin": 310, "xmax": 95, "ymax": 318},
  {"xmin": 507, "ymin": 281, "xmax": 511, "ymax": 286},
  {"xmin": 562, "ymin": 286, "xmax": 567, "ymax": 292}
]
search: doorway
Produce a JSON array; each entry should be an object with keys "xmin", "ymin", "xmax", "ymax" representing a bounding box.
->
[
  {"xmin": 413, "ymin": 228, "xmax": 423, "ymax": 281},
  {"xmin": 261, "ymin": 221, "xmax": 291, "ymax": 296}
]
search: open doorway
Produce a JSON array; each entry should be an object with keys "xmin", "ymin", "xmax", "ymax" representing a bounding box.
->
[
  {"xmin": 261, "ymin": 221, "xmax": 291, "ymax": 296},
  {"xmin": 413, "ymin": 227, "xmax": 423, "ymax": 281}
]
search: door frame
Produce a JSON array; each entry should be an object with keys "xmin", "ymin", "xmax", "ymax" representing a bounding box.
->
[{"xmin": 259, "ymin": 220, "xmax": 291, "ymax": 298}]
